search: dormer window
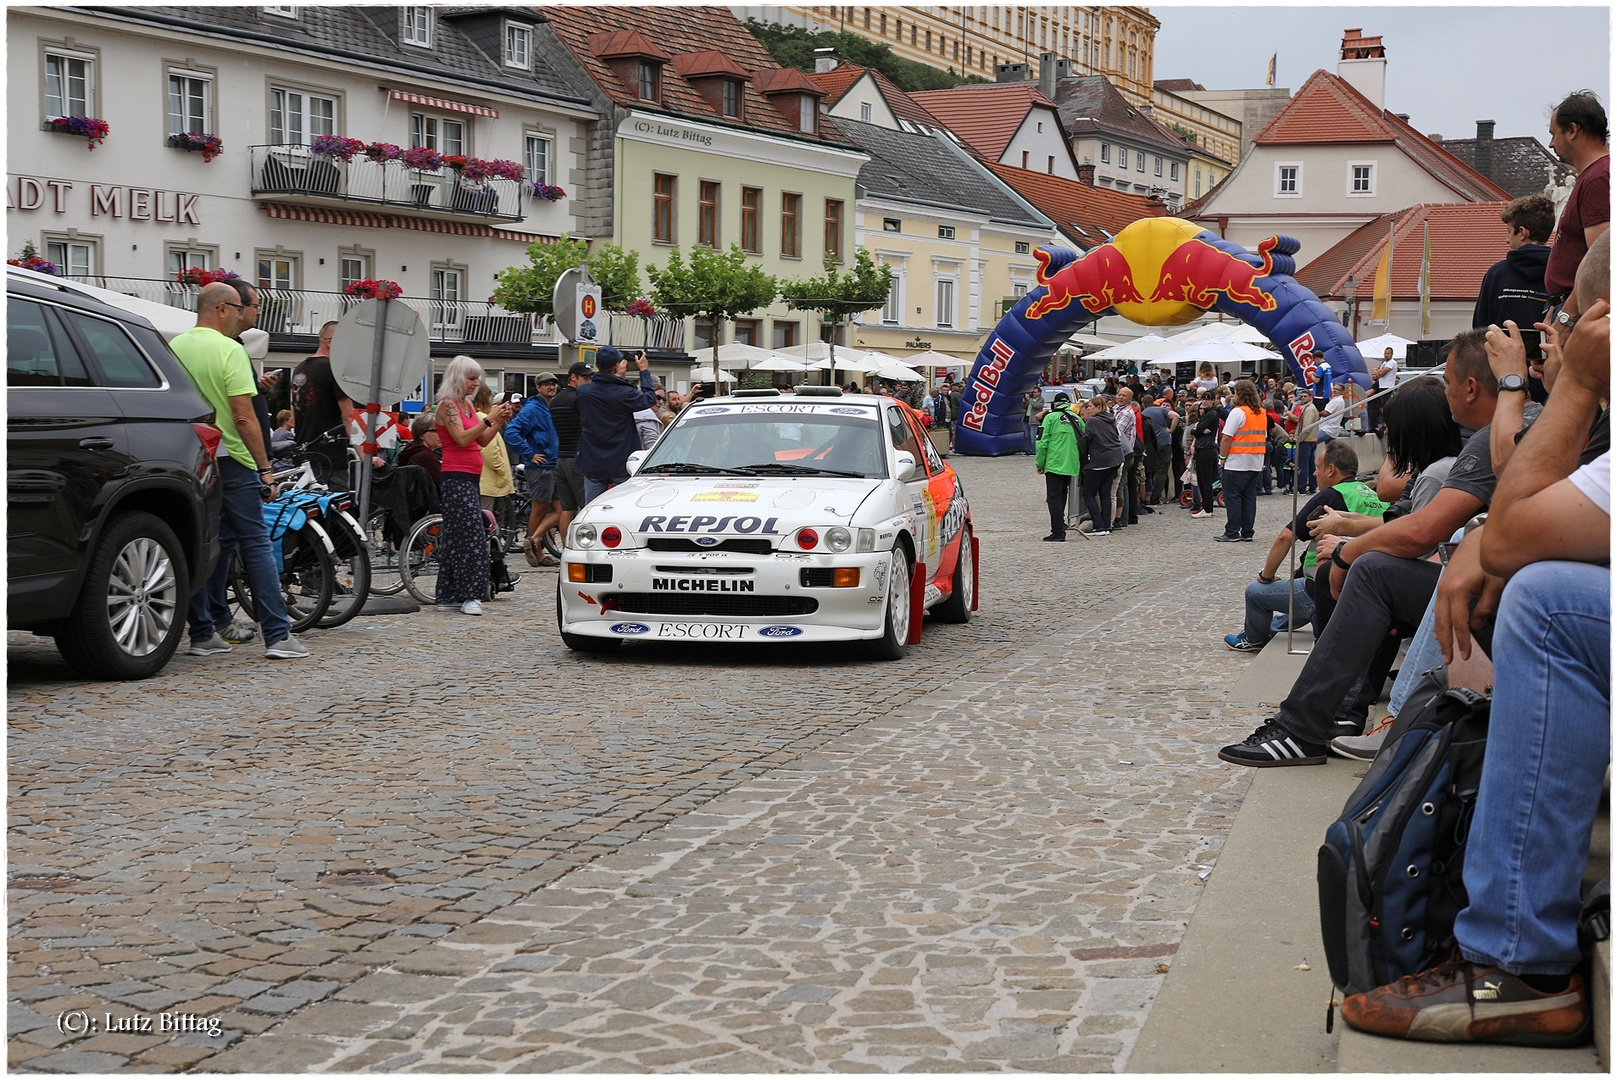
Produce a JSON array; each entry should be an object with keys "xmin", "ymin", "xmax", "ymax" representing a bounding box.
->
[
  {"xmin": 402, "ymin": 6, "xmax": 431, "ymax": 48},
  {"xmin": 722, "ymin": 79, "xmax": 741, "ymax": 119},
  {"xmin": 638, "ymin": 61, "xmax": 660, "ymax": 103},
  {"xmin": 505, "ymin": 23, "xmax": 531, "ymax": 70},
  {"xmin": 799, "ymin": 95, "xmax": 815, "ymax": 134}
]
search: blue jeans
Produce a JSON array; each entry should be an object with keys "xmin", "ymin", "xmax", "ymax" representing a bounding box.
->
[
  {"xmin": 1386, "ymin": 529, "xmax": 1466, "ymax": 716},
  {"xmin": 1455, "ymin": 561, "xmax": 1611, "ymax": 974},
  {"xmin": 583, "ymin": 475, "xmax": 628, "ymax": 505},
  {"xmin": 1023, "ymin": 420, "xmax": 1037, "ymax": 455},
  {"xmin": 1242, "ymin": 576, "xmax": 1313, "ymax": 645},
  {"xmin": 1295, "ymin": 441, "xmax": 1317, "ymax": 492},
  {"xmin": 1220, "ymin": 468, "xmax": 1261, "ymax": 539},
  {"xmin": 188, "ymin": 457, "xmax": 291, "ymax": 647}
]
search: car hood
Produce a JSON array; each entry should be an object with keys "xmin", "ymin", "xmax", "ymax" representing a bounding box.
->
[{"xmin": 583, "ymin": 475, "xmax": 891, "ymax": 538}]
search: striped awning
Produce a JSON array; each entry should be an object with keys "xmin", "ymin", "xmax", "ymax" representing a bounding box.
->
[
  {"xmin": 258, "ymin": 201, "xmax": 555, "ymax": 245},
  {"xmin": 387, "ymin": 89, "xmax": 498, "ymax": 118}
]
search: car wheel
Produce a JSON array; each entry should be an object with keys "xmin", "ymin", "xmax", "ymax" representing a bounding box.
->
[
  {"xmin": 55, "ymin": 511, "xmax": 188, "ymax": 680},
  {"xmin": 934, "ymin": 525, "xmax": 974, "ymax": 624},
  {"xmin": 556, "ymin": 582, "xmax": 620, "ymax": 653},
  {"xmin": 865, "ymin": 548, "xmax": 911, "ymax": 660}
]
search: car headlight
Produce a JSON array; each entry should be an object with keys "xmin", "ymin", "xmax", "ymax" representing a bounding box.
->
[
  {"xmin": 825, "ymin": 526, "xmax": 852, "ymax": 553},
  {"xmin": 573, "ymin": 523, "xmax": 597, "ymax": 548}
]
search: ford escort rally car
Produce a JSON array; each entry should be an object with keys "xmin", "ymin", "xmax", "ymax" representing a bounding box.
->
[{"xmin": 556, "ymin": 387, "xmax": 976, "ymax": 658}]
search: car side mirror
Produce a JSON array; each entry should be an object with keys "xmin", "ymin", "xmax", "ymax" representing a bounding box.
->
[
  {"xmin": 894, "ymin": 451, "xmax": 918, "ymax": 481},
  {"xmin": 625, "ymin": 450, "xmax": 648, "ymax": 476}
]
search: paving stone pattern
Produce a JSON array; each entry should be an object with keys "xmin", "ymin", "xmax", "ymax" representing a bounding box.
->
[{"xmin": 8, "ymin": 454, "xmax": 1305, "ymax": 1071}]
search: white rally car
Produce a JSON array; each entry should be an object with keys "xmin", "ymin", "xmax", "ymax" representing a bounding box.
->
[{"xmin": 556, "ymin": 387, "xmax": 976, "ymax": 658}]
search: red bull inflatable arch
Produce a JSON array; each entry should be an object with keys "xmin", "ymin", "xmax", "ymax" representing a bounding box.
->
[{"xmin": 956, "ymin": 216, "xmax": 1371, "ymax": 455}]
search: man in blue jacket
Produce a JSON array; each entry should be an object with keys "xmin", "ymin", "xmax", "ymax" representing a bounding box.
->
[
  {"xmin": 504, "ymin": 371, "xmax": 561, "ymax": 564},
  {"xmin": 575, "ymin": 346, "xmax": 658, "ymax": 504}
]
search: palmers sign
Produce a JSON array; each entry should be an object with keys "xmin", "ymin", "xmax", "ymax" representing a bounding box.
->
[{"xmin": 7, "ymin": 175, "xmax": 201, "ymax": 224}]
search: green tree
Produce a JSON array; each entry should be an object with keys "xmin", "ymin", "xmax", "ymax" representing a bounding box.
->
[
  {"xmin": 647, "ymin": 244, "xmax": 779, "ymax": 372},
  {"xmin": 493, "ymin": 239, "xmax": 644, "ymax": 320},
  {"xmin": 745, "ymin": 19, "xmax": 986, "ymax": 93},
  {"xmin": 778, "ymin": 249, "xmax": 893, "ymax": 373}
]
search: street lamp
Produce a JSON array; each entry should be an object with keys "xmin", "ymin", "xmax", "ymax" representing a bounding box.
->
[{"xmin": 1342, "ymin": 273, "xmax": 1360, "ymax": 339}]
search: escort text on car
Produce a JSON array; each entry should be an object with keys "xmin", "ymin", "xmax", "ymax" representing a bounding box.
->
[{"xmin": 556, "ymin": 387, "xmax": 976, "ymax": 658}]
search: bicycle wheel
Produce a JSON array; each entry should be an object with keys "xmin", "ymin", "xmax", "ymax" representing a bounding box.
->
[
  {"xmin": 233, "ymin": 522, "xmax": 336, "ymax": 634},
  {"xmin": 400, "ymin": 514, "xmax": 444, "ymax": 605},
  {"xmin": 316, "ymin": 508, "xmax": 371, "ymax": 629},
  {"xmin": 539, "ymin": 524, "xmax": 562, "ymax": 560},
  {"xmin": 366, "ymin": 508, "xmax": 407, "ymax": 595}
]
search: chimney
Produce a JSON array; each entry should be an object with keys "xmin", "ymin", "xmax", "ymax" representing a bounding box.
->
[
  {"xmin": 1428, "ymin": 133, "xmax": 1443, "ymax": 142},
  {"xmin": 1337, "ymin": 27, "xmax": 1387, "ymax": 109},
  {"xmin": 1038, "ymin": 51, "xmax": 1057, "ymax": 100},
  {"xmin": 1077, "ymin": 162, "xmax": 1096, "ymax": 187},
  {"xmin": 996, "ymin": 61, "xmax": 1031, "ymax": 83},
  {"xmin": 813, "ymin": 47, "xmax": 837, "ymax": 74},
  {"xmin": 1475, "ymin": 119, "xmax": 1495, "ymax": 179}
]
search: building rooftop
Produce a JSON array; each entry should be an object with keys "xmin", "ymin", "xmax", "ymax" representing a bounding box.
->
[
  {"xmin": 910, "ymin": 82, "xmax": 1059, "ymax": 161},
  {"xmin": 1045, "ymin": 75, "xmax": 1191, "ymax": 158},
  {"xmin": 1294, "ymin": 201, "xmax": 1512, "ymax": 301},
  {"xmin": 983, "ymin": 162, "xmax": 1166, "ymax": 249},
  {"xmin": 1435, "ymin": 133, "xmax": 1573, "ymax": 199},
  {"xmin": 809, "ymin": 64, "xmax": 949, "ymax": 136},
  {"xmin": 835, "ymin": 118, "xmax": 1047, "ymax": 229}
]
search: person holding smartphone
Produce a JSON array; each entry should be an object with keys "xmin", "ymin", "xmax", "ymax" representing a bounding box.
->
[{"xmin": 575, "ymin": 346, "xmax": 659, "ymax": 505}]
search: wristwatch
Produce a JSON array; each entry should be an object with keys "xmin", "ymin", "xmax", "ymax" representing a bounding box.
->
[
  {"xmin": 1497, "ymin": 373, "xmax": 1529, "ymax": 393},
  {"xmin": 1331, "ymin": 547, "xmax": 1351, "ymax": 571}
]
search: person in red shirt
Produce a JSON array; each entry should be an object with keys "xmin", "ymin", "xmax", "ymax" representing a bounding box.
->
[{"xmin": 1544, "ymin": 91, "xmax": 1609, "ymax": 301}]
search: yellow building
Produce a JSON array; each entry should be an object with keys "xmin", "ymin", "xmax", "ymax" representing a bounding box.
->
[{"xmin": 738, "ymin": 5, "xmax": 1161, "ymax": 106}]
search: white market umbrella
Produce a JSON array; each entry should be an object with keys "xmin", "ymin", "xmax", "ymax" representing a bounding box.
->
[
  {"xmin": 751, "ymin": 354, "xmax": 815, "ymax": 373},
  {"xmin": 1357, "ymin": 332, "xmax": 1415, "ymax": 359},
  {"xmin": 1168, "ymin": 320, "xmax": 1274, "ymax": 347},
  {"xmin": 1149, "ymin": 337, "xmax": 1274, "ymax": 368},
  {"xmin": 904, "ymin": 348, "xmax": 972, "ymax": 369},
  {"xmin": 1064, "ymin": 332, "xmax": 1117, "ymax": 349},
  {"xmin": 810, "ymin": 350, "xmax": 881, "ymax": 375},
  {"xmin": 776, "ymin": 340, "xmax": 834, "ymax": 362},
  {"xmin": 873, "ymin": 358, "xmax": 925, "ymax": 382},
  {"xmin": 689, "ymin": 364, "xmax": 736, "ymax": 383},
  {"xmin": 713, "ymin": 342, "xmax": 776, "ymax": 368},
  {"xmin": 1087, "ymin": 333, "xmax": 1174, "ymax": 363}
]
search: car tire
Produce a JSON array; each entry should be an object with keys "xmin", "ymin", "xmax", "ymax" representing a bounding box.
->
[
  {"xmin": 933, "ymin": 525, "xmax": 974, "ymax": 624},
  {"xmin": 55, "ymin": 511, "xmax": 189, "ymax": 681},
  {"xmin": 864, "ymin": 548, "xmax": 911, "ymax": 661},
  {"xmin": 556, "ymin": 583, "xmax": 620, "ymax": 653}
]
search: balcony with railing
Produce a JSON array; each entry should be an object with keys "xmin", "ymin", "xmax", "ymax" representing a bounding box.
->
[
  {"xmin": 69, "ymin": 277, "xmax": 689, "ymax": 353},
  {"xmin": 248, "ymin": 145, "xmax": 526, "ymax": 222}
]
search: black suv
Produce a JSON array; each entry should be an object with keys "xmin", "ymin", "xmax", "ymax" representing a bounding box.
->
[{"xmin": 8, "ymin": 269, "xmax": 222, "ymax": 679}]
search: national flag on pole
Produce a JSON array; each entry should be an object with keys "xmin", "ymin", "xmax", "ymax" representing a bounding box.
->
[
  {"xmin": 1418, "ymin": 218, "xmax": 1432, "ymax": 337},
  {"xmin": 1371, "ymin": 219, "xmax": 1394, "ymax": 323},
  {"xmin": 1266, "ymin": 54, "xmax": 1277, "ymax": 86}
]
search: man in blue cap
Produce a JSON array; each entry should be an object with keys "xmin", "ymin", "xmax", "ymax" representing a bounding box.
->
[{"xmin": 575, "ymin": 346, "xmax": 658, "ymax": 504}]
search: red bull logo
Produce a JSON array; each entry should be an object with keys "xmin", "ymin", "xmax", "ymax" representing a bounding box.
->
[
  {"xmin": 1149, "ymin": 235, "xmax": 1280, "ymax": 312},
  {"xmin": 1025, "ymin": 244, "xmax": 1145, "ymax": 320}
]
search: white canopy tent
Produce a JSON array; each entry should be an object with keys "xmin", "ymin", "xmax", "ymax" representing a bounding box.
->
[
  {"xmin": 871, "ymin": 356, "xmax": 926, "ymax": 382},
  {"xmin": 711, "ymin": 342, "xmax": 776, "ymax": 368},
  {"xmin": 809, "ymin": 351, "xmax": 881, "ymax": 375},
  {"xmin": 774, "ymin": 340, "xmax": 835, "ymax": 363},
  {"xmin": 1065, "ymin": 332, "xmax": 1120, "ymax": 349},
  {"xmin": 688, "ymin": 364, "xmax": 737, "ymax": 383},
  {"xmin": 1087, "ymin": 333, "xmax": 1174, "ymax": 363},
  {"xmin": 903, "ymin": 348, "xmax": 972, "ymax": 370},
  {"xmin": 1168, "ymin": 321, "xmax": 1274, "ymax": 347},
  {"xmin": 1357, "ymin": 332, "xmax": 1415, "ymax": 359},
  {"xmin": 1148, "ymin": 337, "xmax": 1275, "ymax": 368},
  {"xmin": 750, "ymin": 354, "xmax": 816, "ymax": 374}
]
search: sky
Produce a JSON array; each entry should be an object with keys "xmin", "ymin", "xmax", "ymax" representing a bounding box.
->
[{"xmin": 1151, "ymin": 6, "xmax": 1611, "ymax": 143}]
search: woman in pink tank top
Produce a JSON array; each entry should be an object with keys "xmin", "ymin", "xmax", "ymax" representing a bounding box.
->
[{"xmin": 432, "ymin": 355, "xmax": 514, "ymax": 615}]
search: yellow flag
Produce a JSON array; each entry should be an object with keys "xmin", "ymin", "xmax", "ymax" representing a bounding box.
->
[
  {"xmin": 1419, "ymin": 219, "xmax": 1432, "ymax": 337},
  {"xmin": 1370, "ymin": 229, "xmax": 1393, "ymax": 323}
]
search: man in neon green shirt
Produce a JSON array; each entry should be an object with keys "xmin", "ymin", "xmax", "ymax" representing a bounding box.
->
[
  {"xmin": 1035, "ymin": 392, "xmax": 1083, "ymax": 541},
  {"xmin": 173, "ymin": 281, "xmax": 309, "ymax": 659}
]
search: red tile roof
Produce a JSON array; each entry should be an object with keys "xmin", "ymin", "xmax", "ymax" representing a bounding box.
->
[
  {"xmin": 753, "ymin": 66, "xmax": 825, "ymax": 97},
  {"xmin": 808, "ymin": 64, "xmax": 947, "ymax": 133},
  {"xmin": 586, "ymin": 29, "xmax": 670, "ymax": 62},
  {"xmin": 983, "ymin": 162, "xmax": 1165, "ymax": 248},
  {"xmin": 910, "ymin": 83, "xmax": 1056, "ymax": 160},
  {"xmin": 1294, "ymin": 202, "xmax": 1511, "ymax": 301},
  {"xmin": 673, "ymin": 50, "xmax": 750, "ymax": 81},
  {"xmin": 1254, "ymin": 70, "xmax": 1511, "ymax": 201},
  {"xmin": 547, "ymin": 8, "xmax": 851, "ymax": 146}
]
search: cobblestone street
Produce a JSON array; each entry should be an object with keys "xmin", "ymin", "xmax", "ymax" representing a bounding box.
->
[{"xmin": 8, "ymin": 452, "xmax": 1306, "ymax": 1072}]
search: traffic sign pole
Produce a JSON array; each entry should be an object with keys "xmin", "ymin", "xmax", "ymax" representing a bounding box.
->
[{"xmin": 356, "ymin": 298, "xmax": 389, "ymax": 531}]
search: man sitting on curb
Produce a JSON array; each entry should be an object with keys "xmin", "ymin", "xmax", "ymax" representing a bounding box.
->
[
  {"xmin": 1340, "ymin": 293, "xmax": 1610, "ymax": 1048},
  {"xmin": 1218, "ymin": 331, "xmax": 1508, "ymax": 766},
  {"xmin": 1222, "ymin": 441, "xmax": 1384, "ymax": 652}
]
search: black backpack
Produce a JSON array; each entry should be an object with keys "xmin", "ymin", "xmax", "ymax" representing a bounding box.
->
[{"xmin": 1317, "ymin": 684, "xmax": 1490, "ymax": 994}]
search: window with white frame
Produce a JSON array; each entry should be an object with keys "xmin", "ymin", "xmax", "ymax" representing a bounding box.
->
[
  {"xmin": 402, "ymin": 7, "xmax": 431, "ymax": 47},
  {"xmin": 505, "ymin": 23, "xmax": 531, "ymax": 69},
  {"xmin": 860, "ymin": 101, "xmax": 872, "ymax": 123},
  {"xmin": 1015, "ymin": 241, "xmax": 1030, "ymax": 254},
  {"xmin": 799, "ymin": 95, "xmax": 816, "ymax": 134},
  {"xmin": 432, "ymin": 265, "xmax": 463, "ymax": 329},
  {"xmin": 44, "ymin": 50, "xmax": 94, "ymax": 120},
  {"xmin": 412, "ymin": 113, "xmax": 464, "ymax": 156},
  {"xmin": 1276, "ymin": 163, "xmax": 1301, "ymax": 197},
  {"xmin": 167, "ymin": 69, "xmax": 213, "ymax": 135},
  {"xmin": 1170, "ymin": 161, "xmax": 1179, "ymax": 182},
  {"xmin": 45, "ymin": 236, "xmax": 96, "ymax": 278},
  {"xmin": 523, "ymin": 133, "xmax": 551, "ymax": 184},
  {"xmin": 1154, "ymin": 155, "xmax": 1162, "ymax": 177},
  {"xmin": 1136, "ymin": 150, "xmax": 1145, "ymax": 172},
  {"xmin": 262, "ymin": 5, "xmax": 297, "ymax": 16},
  {"xmin": 269, "ymin": 86, "xmax": 336, "ymax": 145},
  {"xmin": 256, "ymin": 251, "xmax": 298, "ymax": 290},
  {"xmin": 1195, "ymin": 167, "xmax": 1202, "ymax": 196},
  {"xmin": 881, "ymin": 271, "xmax": 902, "ymax": 324},
  {"xmin": 166, "ymin": 244, "xmax": 215, "ymax": 277},
  {"xmin": 938, "ymin": 225, "xmax": 955, "ymax": 240},
  {"xmin": 1349, "ymin": 162, "xmax": 1375, "ymax": 196},
  {"xmin": 723, "ymin": 80, "xmax": 742, "ymax": 119},
  {"xmin": 1100, "ymin": 142, "xmax": 1110, "ymax": 163},
  {"xmin": 338, "ymin": 249, "xmax": 372, "ymax": 291},
  {"xmin": 935, "ymin": 278, "xmax": 956, "ymax": 329}
]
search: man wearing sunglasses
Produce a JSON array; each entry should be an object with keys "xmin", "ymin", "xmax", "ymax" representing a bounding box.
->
[{"xmin": 170, "ymin": 281, "xmax": 310, "ymax": 660}]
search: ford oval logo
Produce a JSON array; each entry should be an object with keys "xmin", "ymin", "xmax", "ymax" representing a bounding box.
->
[
  {"xmin": 757, "ymin": 625, "xmax": 803, "ymax": 638},
  {"xmin": 829, "ymin": 407, "xmax": 868, "ymax": 415},
  {"xmin": 609, "ymin": 623, "xmax": 650, "ymax": 635},
  {"xmin": 693, "ymin": 535, "xmax": 721, "ymax": 547}
]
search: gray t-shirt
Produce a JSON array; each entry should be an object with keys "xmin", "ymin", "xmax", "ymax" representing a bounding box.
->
[
  {"xmin": 1408, "ymin": 455, "xmax": 1455, "ymax": 512},
  {"xmin": 1443, "ymin": 403, "xmax": 1543, "ymax": 508}
]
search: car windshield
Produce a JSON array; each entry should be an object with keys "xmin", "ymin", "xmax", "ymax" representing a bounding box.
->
[{"xmin": 640, "ymin": 404, "xmax": 887, "ymax": 479}]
